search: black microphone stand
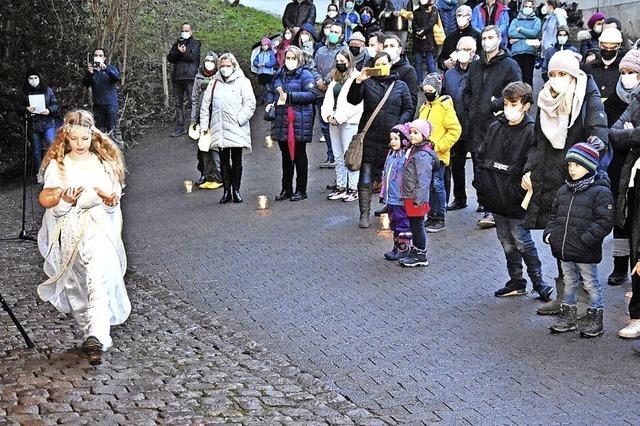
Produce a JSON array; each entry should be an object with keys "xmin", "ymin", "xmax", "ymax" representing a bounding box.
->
[
  {"xmin": 19, "ymin": 114, "xmax": 37, "ymax": 242},
  {"xmin": 0, "ymin": 293, "xmax": 34, "ymax": 348}
]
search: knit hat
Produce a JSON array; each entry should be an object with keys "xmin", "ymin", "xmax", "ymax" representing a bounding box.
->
[
  {"xmin": 556, "ymin": 25, "xmax": 570, "ymax": 36},
  {"xmin": 456, "ymin": 5, "xmax": 472, "ymax": 16},
  {"xmin": 350, "ymin": 32, "xmax": 366, "ymax": 43},
  {"xmin": 390, "ymin": 123, "xmax": 411, "ymax": 146},
  {"xmin": 620, "ymin": 49, "xmax": 640, "ymax": 73},
  {"xmin": 565, "ymin": 137, "xmax": 603, "ymax": 173},
  {"xmin": 422, "ymin": 73, "xmax": 442, "ymax": 92},
  {"xmin": 587, "ymin": 12, "xmax": 605, "ymax": 29},
  {"xmin": 548, "ymin": 50, "xmax": 583, "ymax": 78},
  {"xmin": 409, "ymin": 119, "xmax": 432, "ymax": 141},
  {"xmin": 598, "ymin": 27, "xmax": 622, "ymax": 43},
  {"xmin": 261, "ymin": 37, "xmax": 272, "ymax": 47}
]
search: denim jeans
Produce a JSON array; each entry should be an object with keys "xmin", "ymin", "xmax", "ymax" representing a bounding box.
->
[
  {"xmin": 429, "ymin": 164, "xmax": 446, "ymax": 217},
  {"xmin": 32, "ymin": 126, "xmax": 56, "ymax": 173},
  {"xmin": 414, "ymin": 50, "xmax": 436, "ymax": 86},
  {"xmin": 561, "ymin": 261, "xmax": 603, "ymax": 309},
  {"xmin": 93, "ymin": 104, "xmax": 119, "ymax": 136},
  {"xmin": 494, "ymin": 213, "xmax": 543, "ymax": 285},
  {"xmin": 409, "ymin": 216, "xmax": 426, "ymax": 250},
  {"xmin": 315, "ymin": 98, "xmax": 333, "ymax": 161},
  {"xmin": 329, "ymin": 123, "xmax": 359, "ymax": 190}
]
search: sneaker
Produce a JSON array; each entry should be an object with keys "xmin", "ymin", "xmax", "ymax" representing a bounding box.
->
[
  {"xmin": 532, "ymin": 284, "xmax": 554, "ymax": 302},
  {"xmin": 319, "ymin": 159, "xmax": 335, "ymax": 169},
  {"xmin": 399, "ymin": 248, "xmax": 429, "ymax": 267},
  {"xmin": 619, "ymin": 319, "xmax": 640, "ymax": 339},
  {"xmin": 447, "ymin": 199, "xmax": 467, "ymax": 211},
  {"xmin": 320, "ymin": 135, "xmax": 326, "ymax": 142},
  {"xmin": 494, "ymin": 280, "xmax": 527, "ymax": 297},
  {"xmin": 626, "ymin": 291, "xmax": 633, "ymax": 299},
  {"xmin": 328, "ymin": 187, "xmax": 346, "ymax": 200},
  {"xmin": 477, "ymin": 213, "xmax": 496, "ymax": 229},
  {"xmin": 426, "ymin": 218, "xmax": 446, "ymax": 233},
  {"xmin": 171, "ymin": 127, "xmax": 187, "ymax": 137},
  {"xmin": 199, "ymin": 181, "xmax": 223, "ymax": 190},
  {"xmin": 424, "ymin": 216, "xmax": 435, "ymax": 229},
  {"xmin": 343, "ymin": 189, "xmax": 358, "ymax": 202}
]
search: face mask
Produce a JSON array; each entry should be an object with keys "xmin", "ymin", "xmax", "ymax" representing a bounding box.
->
[
  {"xmin": 301, "ymin": 34, "xmax": 310, "ymax": 44},
  {"xmin": 336, "ymin": 63, "xmax": 348, "ymax": 72},
  {"xmin": 482, "ymin": 39, "xmax": 499, "ymax": 53},
  {"xmin": 181, "ymin": 31, "xmax": 191, "ymax": 39},
  {"xmin": 327, "ymin": 33, "xmax": 340, "ymax": 44},
  {"xmin": 93, "ymin": 56, "xmax": 104, "ymax": 64},
  {"xmin": 361, "ymin": 14, "xmax": 371, "ymax": 24},
  {"xmin": 456, "ymin": 16, "xmax": 470, "ymax": 28},
  {"xmin": 384, "ymin": 47, "xmax": 399, "ymax": 62},
  {"xmin": 345, "ymin": 1, "xmax": 354, "ymax": 10},
  {"xmin": 28, "ymin": 76, "xmax": 40, "ymax": 88},
  {"xmin": 594, "ymin": 25, "xmax": 603, "ymax": 34},
  {"xmin": 328, "ymin": 10, "xmax": 338, "ymax": 18},
  {"xmin": 600, "ymin": 48, "xmax": 618, "ymax": 61},
  {"xmin": 557, "ymin": 35, "xmax": 568, "ymax": 45},
  {"xmin": 420, "ymin": 0, "xmax": 429, "ymax": 5},
  {"xmin": 204, "ymin": 62, "xmax": 215, "ymax": 71},
  {"xmin": 284, "ymin": 33, "xmax": 292, "ymax": 40},
  {"xmin": 367, "ymin": 46, "xmax": 377, "ymax": 57},
  {"xmin": 456, "ymin": 50, "xmax": 472, "ymax": 63},
  {"xmin": 285, "ymin": 59, "xmax": 298, "ymax": 71},
  {"xmin": 220, "ymin": 67, "xmax": 233, "ymax": 77},
  {"xmin": 522, "ymin": 7, "xmax": 533, "ymax": 15},
  {"xmin": 621, "ymin": 73, "xmax": 640, "ymax": 90},
  {"xmin": 424, "ymin": 92, "xmax": 437, "ymax": 102},
  {"xmin": 349, "ymin": 45, "xmax": 361, "ymax": 56},
  {"xmin": 549, "ymin": 75, "xmax": 572, "ymax": 94},
  {"xmin": 540, "ymin": 5, "xmax": 548, "ymax": 14},
  {"xmin": 504, "ymin": 105, "xmax": 525, "ymax": 122}
]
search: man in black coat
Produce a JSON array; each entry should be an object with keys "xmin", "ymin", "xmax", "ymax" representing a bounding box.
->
[
  {"xmin": 167, "ymin": 22, "xmax": 201, "ymax": 137},
  {"xmin": 438, "ymin": 5, "xmax": 482, "ymax": 71},
  {"xmin": 383, "ymin": 34, "xmax": 418, "ymax": 114},
  {"xmin": 282, "ymin": 0, "xmax": 317, "ymax": 33}
]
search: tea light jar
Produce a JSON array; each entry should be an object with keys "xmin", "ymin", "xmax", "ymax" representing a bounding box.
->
[
  {"xmin": 379, "ymin": 213, "xmax": 390, "ymax": 230},
  {"xmin": 184, "ymin": 180, "xmax": 194, "ymax": 193},
  {"xmin": 257, "ymin": 195, "xmax": 268, "ymax": 210},
  {"xmin": 265, "ymin": 136, "xmax": 274, "ymax": 148}
]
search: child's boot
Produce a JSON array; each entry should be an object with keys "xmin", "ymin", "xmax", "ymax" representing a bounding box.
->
[
  {"xmin": 399, "ymin": 247, "xmax": 428, "ymax": 267},
  {"xmin": 537, "ymin": 277, "xmax": 564, "ymax": 315},
  {"xmin": 385, "ymin": 236, "xmax": 411, "ymax": 261},
  {"xmin": 549, "ymin": 304, "xmax": 577, "ymax": 333},
  {"xmin": 579, "ymin": 308, "xmax": 604, "ymax": 338},
  {"xmin": 384, "ymin": 238, "xmax": 400, "ymax": 260}
]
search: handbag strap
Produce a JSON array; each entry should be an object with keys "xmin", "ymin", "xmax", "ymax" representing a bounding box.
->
[{"xmin": 362, "ymin": 81, "xmax": 395, "ymax": 133}]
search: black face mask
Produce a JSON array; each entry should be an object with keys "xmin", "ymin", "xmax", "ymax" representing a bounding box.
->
[
  {"xmin": 600, "ymin": 48, "xmax": 618, "ymax": 61},
  {"xmin": 349, "ymin": 46, "xmax": 361, "ymax": 57},
  {"xmin": 336, "ymin": 63, "xmax": 348, "ymax": 73},
  {"xmin": 424, "ymin": 91, "xmax": 437, "ymax": 102}
]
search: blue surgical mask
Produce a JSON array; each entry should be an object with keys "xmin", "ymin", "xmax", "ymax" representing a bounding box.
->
[
  {"xmin": 361, "ymin": 14, "xmax": 371, "ymax": 24},
  {"xmin": 522, "ymin": 7, "xmax": 533, "ymax": 15}
]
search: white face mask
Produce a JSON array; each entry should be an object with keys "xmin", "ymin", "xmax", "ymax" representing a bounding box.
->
[
  {"xmin": 482, "ymin": 38, "xmax": 499, "ymax": 53},
  {"xmin": 456, "ymin": 16, "xmax": 470, "ymax": 28},
  {"xmin": 284, "ymin": 33, "xmax": 292, "ymax": 40},
  {"xmin": 204, "ymin": 61, "xmax": 215, "ymax": 71},
  {"xmin": 384, "ymin": 47, "xmax": 399, "ymax": 62},
  {"xmin": 522, "ymin": 7, "xmax": 533, "ymax": 15},
  {"xmin": 621, "ymin": 73, "xmax": 640, "ymax": 90},
  {"xmin": 594, "ymin": 24, "xmax": 603, "ymax": 34},
  {"xmin": 181, "ymin": 31, "xmax": 191, "ymax": 39},
  {"xmin": 328, "ymin": 10, "xmax": 338, "ymax": 18},
  {"xmin": 540, "ymin": 5, "xmax": 548, "ymax": 14},
  {"xmin": 28, "ymin": 76, "xmax": 40, "ymax": 88},
  {"xmin": 557, "ymin": 35, "xmax": 568, "ymax": 45},
  {"xmin": 420, "ymin": 0, "xmax": 429, "ymax": 5},
  {"xmin": 285, "ymin": 59, "xmax": 298, "ymax": 71},
  {"xmin": 549, "ymin": 75, "xmax": 573, "ymax": 94},
  {"xmin": 301, "ymin": 34, "xmax": 310, "ymax": 44},
  {"xmin": 220, "ymin": 66, "xmax": 233, "ymax": 77},
  {"xmin": 366, "ymin": 46, "xmax": 377, "ymax": 57},
  {"xmin": 504, "ymin": 105, "xmax": 525, "ymax": 122},
  {"xmin": 456, "ymin": 50, "xmax": 472, "ymax": 63}
]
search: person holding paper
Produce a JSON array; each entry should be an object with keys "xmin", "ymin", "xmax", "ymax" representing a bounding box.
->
[
  {"xmin": 83, "ymin": 48, "xmax": 120, "ymax": 139},
  {"xmin": 22, "ymin": 68, "xmax": 59, "ymax": 175}
]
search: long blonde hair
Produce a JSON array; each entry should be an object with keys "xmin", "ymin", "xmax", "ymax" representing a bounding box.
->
[{"xmin": 40, "ymin": 110, "xmax": 126, "ymax": 185}]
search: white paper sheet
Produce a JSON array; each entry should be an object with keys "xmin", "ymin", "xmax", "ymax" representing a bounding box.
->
[{"xmin": 28, "ymin": 94, "xmax": 46, "ymax": 113}]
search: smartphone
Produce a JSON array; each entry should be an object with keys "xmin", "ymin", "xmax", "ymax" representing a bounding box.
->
[{"xmin": 364, "ymin": 67, "xmax": 383, "ymax": 77}]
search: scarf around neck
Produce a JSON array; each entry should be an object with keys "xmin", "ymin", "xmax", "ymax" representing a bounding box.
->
[
  {"xmin": 616, "ymin": 79, "xmax": 640, "ymax": 105},
  {"xmin": 537, "ymin": 71, "xmax": 588, "ymax": 149},
  {"xmin": 565, "ymin": 172, "xmax": 596, "ymax": 192}
]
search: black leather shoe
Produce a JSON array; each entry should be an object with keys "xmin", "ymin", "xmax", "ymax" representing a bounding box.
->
[
  {"xmin": 232, "ymin": 189, "xmax": 243, "ymax": 203},
  {"xmin": 290, "ymin": 191, "xmax": 308, "ymax": 201},
  {"xmin": 219, "ymin": 190, "xmax": 232, "ymax": 204},
  {"xmin": 447, "ymin": 199, "xmax": 467, "ymax": 211},
  {"xmin": 476, "ymin": 204, "xmax": 485, "ymax": 213},
  {"xmin": 275, "ymin": 190, "xmax": 292, "ymax": 201}
]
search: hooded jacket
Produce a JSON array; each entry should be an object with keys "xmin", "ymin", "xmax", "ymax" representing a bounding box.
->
[
  {"xmin": 401, "ymin": 143, "xmax": 439, "ymax": 205},
  {"xmin": 417, "ymin": 95, "xmax": 461, "ymax": 166},
  {"xmin": 282, "ymin": 0, "xmax": 317, "ymax": 28},
  {"xmin": 167, "ymin": 37, "xmax": 201, "ymax": 82},
  {"xmin": 524, "ymin": 75, "xmax": 609, "ymax": 229},
  {"xmin": 253, "ymin": 48, "xmax": 277, "ymax": 76},
  {"xmin": 381, "ymin": 147, "xmax": 408, "ymax": 206},
  {"xmin": 200, "ymin": 67, "xmax": 256, "ymax": 151},
  {"xmin": 543, "ymin": 172, "xmax": 614, "ymax": 263},
  {"xmin": 473, "ymin": 114, "xmax": 535, "ymax": 218},
  {"xmin": 508, "ymin": 11, "xmax": 542, "ymax": 56},
  {"xmin": 437, "ymin": 0, "xmax": 460, "ymax": 36},
  {"xmin": 271, "ymin": 66, "xmax": 317, "ymax": 143},
  {"xmin": 462, "ymin": 48, "xmax": 522, "ymax": 152},
  {"xmin": 321, "ymin": 70, "xmax": 364, "ymax": 125},
  {"xmin": 190, "ymin": 66, "xmax": 216, "ymax": 124}
]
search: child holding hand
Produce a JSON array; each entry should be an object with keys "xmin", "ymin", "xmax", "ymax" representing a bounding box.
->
[{"xmin": 37, "ymin": 110, "xmax": 131, "ymax": 365}]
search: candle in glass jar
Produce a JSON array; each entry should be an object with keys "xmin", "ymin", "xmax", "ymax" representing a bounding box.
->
[
  {"xmin": 380, "ymin": 213, "xmax": 390, "ymax": 230},
  {"xmin": 184, "ymin": 180, "xmax": 194, "ymax": 193},
  {"xmin": 265, "ymin": 136, "xmax": 273, "ymax": 148},
  {"xmin": 257, "ymin": 195, "xmax": 268, "ymax": 210}
]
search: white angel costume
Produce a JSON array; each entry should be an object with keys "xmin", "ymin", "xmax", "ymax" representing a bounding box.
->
[{"xmin": 37, "ymin": 153, "xmax": 131, "ymax": 350}]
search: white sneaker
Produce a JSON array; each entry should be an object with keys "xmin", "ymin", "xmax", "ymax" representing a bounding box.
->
[
  {"xmin": 327, "ymin": 187, "xmax": 346, "ymax": 200},
  {"xmin": 320, "ymin": 135, "xmax": 326, "ymax": 142},
  {"xmin": 619, "ymin": 319, "xmax": 640, "ymax": 339},
  {"xmin": 626, "ymin": 291, "xmax": 633, "ymax": 299}
]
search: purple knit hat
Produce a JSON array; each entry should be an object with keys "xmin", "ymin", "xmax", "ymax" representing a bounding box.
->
[
  {"xmin": 409, "ymin": 119, "xmax": 432, "ymax": 142},
  {"xmin": 587, "ymin": 12, "xmax": 605, "ymax": 29},
  {"xmin": 390, "ymin": 123, "xmax": 411, "ymax": 146},
  {"xmin": 620, "ymin": 49, "xmax": 640, "ymax": 73},
  {"xmin": 261, "ymin": 37, "xmax": 272, "ymax": 46}
]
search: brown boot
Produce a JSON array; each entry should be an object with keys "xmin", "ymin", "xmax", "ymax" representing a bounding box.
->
[{"xmin": 537, "ymin": 277, "xmax": 564, "ymax": 315}]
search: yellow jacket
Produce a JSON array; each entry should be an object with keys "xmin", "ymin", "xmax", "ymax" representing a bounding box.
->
[{"xmin": 418, "ymin": 96, "xmax": 461, "ymax": 166}]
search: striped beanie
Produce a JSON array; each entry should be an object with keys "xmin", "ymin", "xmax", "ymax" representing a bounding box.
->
[{"xmin": 565, "ymin": 138, "xmax": 602, "ymax": 173}]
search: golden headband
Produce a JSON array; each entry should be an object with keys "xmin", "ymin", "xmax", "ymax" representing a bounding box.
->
[{"xmin": 64, "ymin": 123, "xmax": 99, "ymax": 133}]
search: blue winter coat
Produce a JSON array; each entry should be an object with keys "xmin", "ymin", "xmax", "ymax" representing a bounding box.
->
[
  {"xmin": 442, "ymin": 63, "xmax": 469, "ymax": 139},
  {"xmin": 381, "ymin": 149, "xmax": 407, "ymax": 206},
  {"xmin": 471, "ymin": 2, "xmax": 510, "ymax": 48},
  {"xmin": 436, "ymin": 0, "xmax": 459, "ymax": 36},
  {"xmin": 253, "ymin": 50, "xmax": 277, "ymax": 75},
  {"xmin": 508, "ymin": 12, "xmax": 541, "ymax": 56},
  {"xmin": 83, "ymin": 64, "xmax": 120, "ymax": 106},
  {"xmin": 271, "ymin": 67, "xmax": 317, "ymax": 143},
  {"xmin": 23, "ymin": 86, "xmax": 59, "ymax": 132}
]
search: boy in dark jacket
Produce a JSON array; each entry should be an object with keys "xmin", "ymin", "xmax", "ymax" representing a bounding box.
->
[
  {"xmin": 474, "ymin": 82, "xmax": 554, "ymax": 301},
  {"xmin": 544, "ymin": 138, "xmax": 614, "ymax": 338}
]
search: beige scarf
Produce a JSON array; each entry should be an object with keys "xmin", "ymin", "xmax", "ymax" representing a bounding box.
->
[{"xmin": 537, "ymin": 71, "xmax": 588, "ymax": 149}]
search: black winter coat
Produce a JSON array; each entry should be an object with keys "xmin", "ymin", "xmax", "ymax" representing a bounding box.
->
[
  {"xmin": 23, "ymin": 85, "xmax": 59, "ymax": 132},
  {"xmin": 581, "ymin": 53, "xmax": 623, "ymax": 101},
  {"xmin": 167, "ymin": 38, "xmax": 201, "ymax": 82},
  {"xmin": 603, "ymin": 91, "xmax": 631, "ymax": 200},
  {"xmin": 437, "ymin": 25, "xmax": 482, "ymax": 70},
  {"xmin": 543, "ymin": 174, "xmax": 614, "ymax": 264},
  {"xmin": 271, "ymin": 67, "xmax": 317, "ymax": 143},
  {"xmin": 473, "ymin": 115, "xmax": 535, "ymax": 219},
  {"xmin": 412, "ymin": 6, "xmax": 437, "ymax": 53},
  {"xmin": 524, "ymin": 75, "xmax": 609, "ymax": 229},
  {"xmin": 462, "ymin": 49, "xmax": 522, "ymax": 152},
  {"xmin": 347, "ymin": 74, "xmax": 413, "ymax": 165},
  {"xmin": 391, "ymin": 56, "xmax": 418, "ymax": 115},
  {"xmin": 282, "ymin": 0, "xmax": 316, "ymax": 29}
]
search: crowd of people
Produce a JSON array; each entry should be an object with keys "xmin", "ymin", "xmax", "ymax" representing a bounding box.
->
[{"xmin": 27, "ymin": 0, "xmax": 640, "ymax": 361}]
